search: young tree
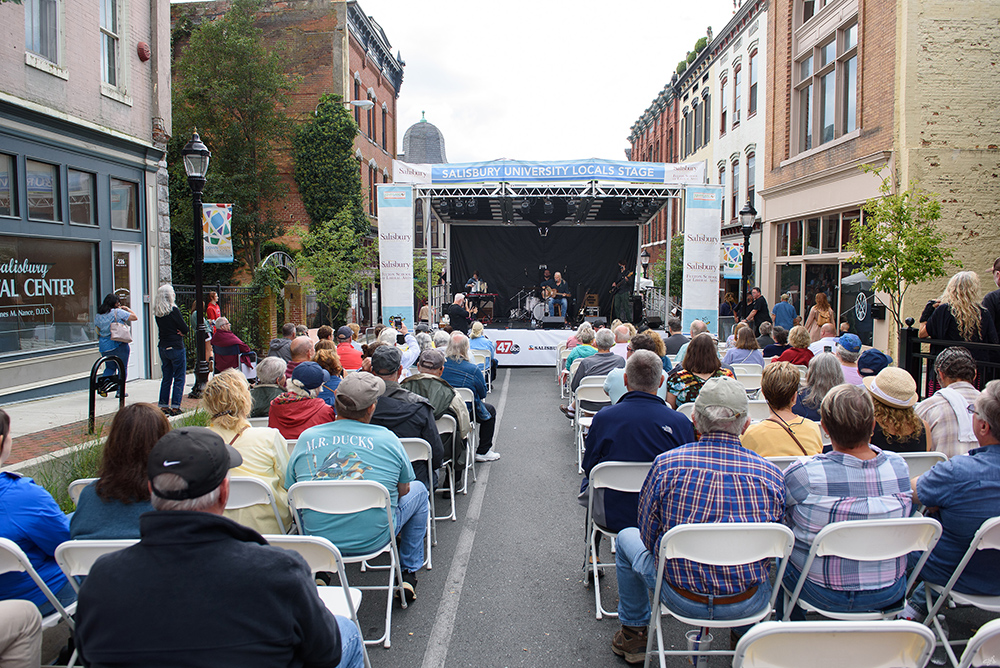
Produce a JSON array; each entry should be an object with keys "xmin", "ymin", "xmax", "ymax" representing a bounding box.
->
[
  {"xmin": 846, "ymin": 165, "xmax": 957, "ymax": 331},
  {"xmin": 652, "ymin": 234, "xmax": 684, "ymax": 299},
  {"xmin": 292, "ymin": 94, "xmax": 369, "ymax": 235},
  {"xmin": 296, "ymin": 210, "xmax": 377, "ymax": 323},
  {"xmin": 170, "ymin": 0, "xmax": 296, "ymax": 274}
]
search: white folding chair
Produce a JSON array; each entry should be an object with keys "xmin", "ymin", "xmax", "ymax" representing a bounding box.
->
[
  {"xmin": 400, "ymin": 437, "xmax": 435, "ymax": 567},
  {"xmin": 922, "ymin": 516, "xmax": 1000, "ymax": 668},
  {"xmin": 677, "ymin": 402, "xmax": 696, "ymax": 419},
  {"xmin": 264, "ymin": 534, "xmax": 372, "ymax": 668},
  {"xmin": 958, "ymin": 617, "xmax": 1000, "ymax": 668},
  {"xmin": 471, "ymin": 351, "xmax": 490, "ymax": 392},
  {"xmin": 644, "ymin": 523, "xmax": 796, "ymax": 668},
  {"xmin": 732, "ymin": 619, "xmax": 936, "ymax": 668},
  {"xmin": 575, "ymin": 385, "xmax": 611, "ymax": 474},
  {"xmin": 453, "ymin": 386, "xmax": 478, "ymax": 491},
  {"xmin": 732, "ymin": 363, "xmax": 764, "ymax": 377},
  {"xmin": 286, "ymin": 480, "xmax": 406, "ymax": 648},
  {"xmin": 286, "ymin": 439, "xmax": 297, "ymax": 456},
  {"xmin": 747, "ymin": 400, "xmax": 771, "ymax": 423},
  {"xmin": 248, "ymin": 417, "xmax": 269, "ymax": 428},
  {"xmin": 898, "ymin": 451, "xmax": 948, "ymax": 478},
  {"xmin": 577, "ymin": 374, "xmax": 608, "ymax": 389},
  {"xmin": 0, "ymin": 538, "xmax": 76, "ymax": 631},
  {"xmin": 68, "ymin": 477, "xmax": 98, "ymax": 507},
  {"xmin": 563, "ymin": 358, "xmax": 583, "ymax": 398},
  {"xmin": 737, "ymin": 372, "xmax": 763, "ymax": 397},
  {"xmin": 765, "ymin": 455, "xmax": 812, "ymax": 471},
  {"xmin": 584, "ymin": 461, "xmax": 652, "ymax": 619},
  {"xmin": 557, "ymin": 348, "xmax": 570, "ymax": 384},
  {"xmin": 794, "ymin": 364, "xmax": 808, "ymax": 380},
  {"xmin": 227, "ymin": 476, "xmax": 289, "ymax": 534},
  {"xmin": 54, "ymin": 539, "xmax": 138, "ymax": 593},
  {"xmin": 434, "ymin": 414, "xmax": 458, "ymax": 521},
  {"xmin": 782, "ymin": 517, "xmax": 942, "ymax": 621}
]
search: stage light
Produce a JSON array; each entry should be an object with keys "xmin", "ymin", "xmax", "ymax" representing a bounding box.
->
[
  {"xmin": 466, "ymin": 198, "xmax": 478, "ymax": 214},
  {"xmin": 437, "ymin": 199, "xmax": 450, "ymax": 215},
  {"xmin": 619, "ymin": 200, "xmax": 633, "ymax": 215},
  {"xmin": 454, "ymin": 198, "xmax": 465, "ymax": 213},
  {"xmin": 543, "ymin": 199, "xmax": 554, "ymax": 215},
  {"xmin": 519, "ymin": 199, "xmax": 532, "ymax": 215},
  {"xmin": 566, "ymin": 199, "xmax": 578, "ymax": 216}
]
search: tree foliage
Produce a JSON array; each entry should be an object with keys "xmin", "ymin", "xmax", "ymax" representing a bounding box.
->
[
  {"xmin": 846, "ymin": 165, "xmax": 957, "ymax": 331},
  {"xmin": 169, "ymin": 0, "xmax": 297, "ymax": 275},
  {"xmin": 296, "ymin": 210, "xmax": 377, "ymax": 319},
  {"xmin": 412, "ymin": 251, "xmax": 445, "ymax": 303},
  {"xmin": 652, "ymin": 234, "xmax": 685, "ymax": 299}
]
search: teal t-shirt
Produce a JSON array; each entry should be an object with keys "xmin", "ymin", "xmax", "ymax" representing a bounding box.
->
[{"xmin": 286, "ymin": 420, "xmax": 415, "ymax": 556}]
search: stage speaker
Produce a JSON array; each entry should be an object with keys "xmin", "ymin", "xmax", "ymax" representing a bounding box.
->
[
  {"xmin": 584, "ymin": 316, "xmax": 607, "ymax": 327},
  {"xmin": 632, "ymin": 296, "xmax": 644, "ymax": 323},
  {"xmin": 540, "ymin": 316, "xmax": 565, "ymax": 329},
  {"xmin": 646, "ymin": 316, "xmax": 663, "ymax": 329}
]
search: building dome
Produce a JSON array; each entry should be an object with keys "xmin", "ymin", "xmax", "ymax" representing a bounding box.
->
[{"xmin": 401, "ymin": 112, "xmax": 447, "ymax": 164}]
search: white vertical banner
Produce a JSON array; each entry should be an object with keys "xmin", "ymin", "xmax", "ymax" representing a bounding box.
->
[
  {"xmin": 377, "ymin": 184, "xmax": 415, "ymax": 327},
  {"xmin": 681, "ymin": 185, "xmax": 724, "ymax": 335}
]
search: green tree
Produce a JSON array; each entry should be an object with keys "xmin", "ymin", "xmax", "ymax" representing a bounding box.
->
[
  {"xmin": 652, "ymin": 234, "xmax": 685, "ymax": 299},
  {"xmin": 170, "ymin": 0, "xmax": 297, "ymax": 275},
  {"xmin": 413, "ymin": 251, "xmax": 444, "ymax": 303},
  {"xmin": 292, "ymin": 94, "xmax": 369, "ymax": 234},
  {"xmin": 296, "ymin": 211, "xmax": 377, "ymax": 323},
  {"xmin": 846, "ymin": 165, "xmax": 957, "ymax": 332}
]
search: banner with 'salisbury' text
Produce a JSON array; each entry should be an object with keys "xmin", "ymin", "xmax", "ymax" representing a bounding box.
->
[
  {"xmin": 377, "ymin": 185, "xmax": 415, "ymax": 327},
  {"xmin": 393, "ymin": 158, "xmax": 705, "ymax": 185},
  {"xmin": 681, "ymin": 186, "xmax": 724, "ymax": 335},
  {"xmin": 202, "ymin": 204, "xmax": 234, "ymax": 263}
]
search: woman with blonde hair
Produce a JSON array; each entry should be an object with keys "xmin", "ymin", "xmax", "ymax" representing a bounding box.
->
[
  {"xmin": 773, "ymin": 325, "xmax": 814, "ymax": 366},
  {"xmin": 863, "ymin": 367, "xmax": 933, "ymax": 453},
  {"xmin": 924, "ymin": 272, "xmax": 999, "ymax": 365},
  {"xmin": 804, "ymin": 292, "xmax": 836, "ymax": 341},
  {"xmin": 203, "ymin": 369, "xmax": 292, "ymax": 534},
  {"xmin": 741, "ymin": 362, "xmax": 823, "ymax": 456}
]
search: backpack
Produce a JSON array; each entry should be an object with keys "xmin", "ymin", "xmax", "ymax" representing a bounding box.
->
[{"xmin": 816, "ymin": 309, "xmax": 832, "ymax": 326}]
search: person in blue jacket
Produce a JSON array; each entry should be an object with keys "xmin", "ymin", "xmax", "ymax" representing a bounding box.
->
[{"xmin": 0, "ymin": 410, "xmax": 74, "ymax": 615}]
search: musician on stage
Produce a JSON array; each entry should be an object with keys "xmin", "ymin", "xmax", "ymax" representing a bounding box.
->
[
  {"xmin": 545, "ymin": 271, "xmax": 571, "ymax": 320},
  {"xmin": 465, "ymin": 271, "xmax": 485, "ymax": 310},
  {"xmin": 611, "ymin": 260, "xmax": 635, "ymax": 323}
]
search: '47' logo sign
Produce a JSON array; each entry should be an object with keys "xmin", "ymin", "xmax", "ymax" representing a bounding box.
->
[{"xmin": 496, "ymin": 340, "xmax": 520, "ymax": 354}]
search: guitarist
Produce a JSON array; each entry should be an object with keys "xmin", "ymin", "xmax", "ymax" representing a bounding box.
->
[
  {"xmin": 544, "ymin": 271, "xmax": 571, "ymax": 320},
  {"xmin": 611, "ymin": 260, "xmax": 635, "ymax": 323}
]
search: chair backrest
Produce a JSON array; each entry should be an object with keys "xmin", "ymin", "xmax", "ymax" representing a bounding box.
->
[
  {"xmin": 54, "ymin": 539, "xmax": 138, "ymax": 592},
  {"xmin": 898, "ymin": 451, "xmax": 948, "ymax": 478},
  {"xmin": 287, "ymin": 479, "xmax": 391, "ymax": 516},
  {"xmin": 765, "ymin": 455, "xmax": 812, "ymax": 472},
  {"xmin": 568, "ymin": 358, "xmax": 582, "ymax": 379},
  {"xmin": 454, "ymin": 386, "xmax": 475, "ymax": 405},
  {"xmin": 401, "ymin": 437, "xmax": 432, "ymax": 465},
  {"xmin": 227, "ymin": 476, "xmax": 286, "ymax": 534},
  {"xmin": 737, "ymin": 372, "xmax": 763, "ymax": 392},
  {"xmin": 264, "ymin": 534, "xmax": 345, "ymax": 576},
  {"xmin": 559, "ymin": 348, "xmax": 570, "ymax": 365},
  {"xmin": 747, "ymin": 400, "xmax": 771, "ymax": 422},
  {"xmin": 286, "ymin": 439, "xmax": 297, "ymax": 455},
  {"xmin": 248, "ymin": 417, "xmax": 269, "ymax": 428},
  {"xmin": 589, "ymin": 461, "xmax": 651, "ymax": 494},
  {"xmin": 0, "ymin": 538, "xmax": 75, "ymax": 627},
  {"xmin": 733, "ymin": 620, "xmax": 935, "ymax": 668},
  {"xmin": 659, "ymin": 523, "xmax": 795, "ymax": 567},
  {"xmin": 809, "ymin": 517, "xmax": 942, "ymax": 562},
  {"xmin": 732, "ymin": 363, "xmax": 763, "ymax": 376},
  {"xmin": 435, "ymin": 413, "xmax": 457, "ymax": 436},
  {"xmin": 471, "ymin": 351, "xmax": 488, "ymax": 367},
  {"xmin": 959, "ymin": 617, "xmax": 1000, "ymax": 668},
  {"xmin": 578, "ymin": 374, "xmax": 607, "ymax": 388},
  {"xmin": 575, "ymin": 384, "xmax": 610, "ymax": 404},
  {"xmin": 68, "ymin": 477, "xmax": 98, "ymax": 506}
]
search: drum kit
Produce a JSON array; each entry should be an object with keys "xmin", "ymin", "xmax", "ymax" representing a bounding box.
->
[{"xmin": 509, "ymin": 287, "xmax": 547, "ymax": 322}]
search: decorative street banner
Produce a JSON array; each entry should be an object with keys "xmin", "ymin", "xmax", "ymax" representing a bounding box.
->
[
  {"xmin": 376, "ymin": 185, "xmax": 415, "ymax": 328},
  {"xmin": 721, "ymin": 240, "xmax": 744, "ymax": 280},
  {"xmin": 202, "ymin": 203, "xmax": 234, "ymax": 263},
  {"xmin": 393, "ymin": 158, "xmax": 705, "ymax": 185},
  {"xmin": 681, "ymin": 186, "xmax": 724, "ymax": 335}
]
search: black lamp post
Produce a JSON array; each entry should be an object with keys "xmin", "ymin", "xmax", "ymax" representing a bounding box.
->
[
  {"xmin": 181, "ymin": 131, "xmax": 211, "ymax": 398},
  {"xmin": 640, "ymin": 248, "xmax": 651, "ymax": 278},
  {"xmin": 739, "ymin": 200, "xmax": 757, "ymax": 307}
]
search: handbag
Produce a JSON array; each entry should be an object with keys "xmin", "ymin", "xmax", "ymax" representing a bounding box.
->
[{"xmin": 110, "ymin": 320, "xmax": 132, "ymax": 344}]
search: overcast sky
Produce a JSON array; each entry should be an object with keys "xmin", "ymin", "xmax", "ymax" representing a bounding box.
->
[{"xmin": 370, "ymin": 0, "xmax": 740, "ymax": 164}]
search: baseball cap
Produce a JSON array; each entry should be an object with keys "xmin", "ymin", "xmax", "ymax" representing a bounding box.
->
[
  {"xmin": 335, "ymin": 372, "xmax": 385, "ymax": 412},
  {"xmin": 291, "ymin": 361, "xmax": 329, "ymax": 390},
  {"xmin": 836, "ymin": 333, "xmax": 862, "ymax": 353},
  {"xmin": 417, "ymin": 349, "xmax": 445, "ymax": 370},
  {"xmin": 857, "ymin": 349, "xmax": 893, "ymax": 377},
  {"xmin": 370, "ymin": 345, "xmax": 402, "ymax": 375},
  {"xmin": 336, "ymin": 326, "xmax": 353, "ymax": 341},
  {"xmin": 694, "ymin": 376, "xmax": 749, "ymax": 418},
  {"xmin": 148, "ymin": 428, "xmax": 242, "ymax": 500}
]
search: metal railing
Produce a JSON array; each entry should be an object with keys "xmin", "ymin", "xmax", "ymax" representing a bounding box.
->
[
  {"xmin": 898, "ymin": 319, "xmax": 1000, "ymax": 400},
  {"xmin": 174, "ymin": 284, "xmax": 264, "ymax": 360}
]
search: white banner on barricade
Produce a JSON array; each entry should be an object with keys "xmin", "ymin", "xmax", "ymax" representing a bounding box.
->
[
  {"xmin": 491, "ymin": 329, "xmax": 570, "ymax": 367},
  {"xmin": 681, "ymin": 186, "xmax": 724, "ymax": 335},
  {"xmin": 376, "ymin": 185, "xmax": 415, "ymax": 328}
]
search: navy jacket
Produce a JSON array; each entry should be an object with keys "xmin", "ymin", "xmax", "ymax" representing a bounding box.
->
[{"xmin": 581, "ymin": 391, "xmax": 695, "ymax": 533}]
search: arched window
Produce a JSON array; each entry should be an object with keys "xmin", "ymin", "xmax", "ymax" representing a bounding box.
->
[
  {"xmin": 748, "ymin": 50, "xmax": 759, "ymax": 117},
  {"xmin": 353, "ymin": 78, "xmax": 361, "ymax": 125},
  {"xmin": 746, "ymin": 152, "xmax": 756, "ymax": 210},
  {"xmin": 731, "ymin": 158, "xmax": 740, "ymax": 223},
  {"xmin": 720, "ymin": 76, "xmax": 728, "ymax": 135},
  {"xmin": 381, "ymin": 106, "xmax": 388, "ymax": 150},
  {"xmin": 733, "ymin": 64, "xmax": 742, "ymax": 126},
  {"xmin": 719, "ymin": 165, "xmax": 727, "ymax": 223}
]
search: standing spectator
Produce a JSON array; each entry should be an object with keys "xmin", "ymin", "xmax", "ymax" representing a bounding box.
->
[
  {"xmin": 443, "ymin": 332, "xmax": 499, "ymax": 462},
  {"xmin": 915, "ymin": 346, "xmax": 981, "ymax": 458},
  {"xmin": 756, "ymin": 322, "xmax": 775, "ymax": 350},
  {"xmin": 205, "ymin": 291, "xmax": 221, "ymax": 322},
  {"xmin": 863, "ymin": 367, "xmax": 932, "ymax": 453},
  {"xmin": 285, "ymin": 336, "xmax": 315, "ymax": 379},
  {"xmin": 662, "ymin": 318, "xmax": 688, "ymax": 356},
  {"xmin": 268, "ymin": 361, "xmax": 336, "ymax": 440},
  {"xmin": 742, "ymin": 362, "xmax": 824, "ymax": 457},
  {"xmin": 924, "ymin": 271, "xmax": 999, "ymax": 366},
  {"xmin": 722, "ymin": 325, "xmax": 765, "ymax": 368},
  {"xmin": 94, "ymin": 293, "xmax": 137, "ymax": 398},
  {"xmin": 741, "ymin": 287, "xmax": 772, "ymax": 336},
  {"xmin": 210, "ymin": 317, "xmax": 252, "ymax": 373},
  {"xmin": 70, "ymin": 404, "xmax": 169, "ymax": 540},
  {"xmin": 314, "ymin": 349, "xmax": 345, "ymax": 407},
  {"xmin": 981, "ymin": 256, "xmax": 1000, "ymax": 337},
  {"xmin": 445, "ymin": 294, "xmax": 475, "ymax": 335},
  {"xmin": 336, "ymin": 326, "xmax": 364, "ymax": 370},
  {"xmin": 762, "ymin": 326, "xmax": 791, "ymax": 358},
  {"xmin": 804, "ymin": 292, "xmax": 836, "ymax": 342},
  {"xmin": 719, "ymin": 292, "xmax": 737, "ymax": 318},
  {"xmin": 833, "ymin": 333, "xmax": 865, "ymax": 385},
  {"xmin": 267, "ymin": 323, "xmax": 296, "ymax": 362},
  {"xmin": 153, "ymin": 285, "xmax": 188, "ymax": 416},
  {"xmin": 665, "ymin": 333, "xmax": 736, "ymax": 409},
  {"xmin": 774, "ymin": 325, "xmax": 815, "ymax": 366},
  {"xmin": 772, "ymin": 292, "xmax": 797, "ymax": 330},
  {"xmin": 469, "ymin": 322, "xmax": 497, "ymax": 382},
  {"xmin": 250, "ymin": 356, "xmax": 286, "ymax": 418},
  {"xmin": 793, "ymin": 353, "xmax": 845, "ymax": 422}
]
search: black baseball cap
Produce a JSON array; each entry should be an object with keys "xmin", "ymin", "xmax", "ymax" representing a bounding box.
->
[{"xmin": 148, "ymin": 428, "xmax": 242, "ymax": 500}]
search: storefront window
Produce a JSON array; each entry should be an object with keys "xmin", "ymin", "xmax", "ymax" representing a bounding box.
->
[
  {"xmin": 804, "ymin": 263, "xmax": 839, "ymax": 319},
  {"xmin": 821, "ymin": 214, "xmax": 839, "ymax": 253},
  {"xmin": 805, "ymin": 217, "xmax": 821, "ymax": 254},
  {"xmin": 777, "ymin": 222, "xmax": 789, "ymax": 257},
  {"xmin": 0, "ymin": 237, "xmax": 96, "ymax": 355},
  {"xmin": 777, "ymin": 264, "xmax": 802, "ymax": 317},
  {"xmin": 841, "ymin": 209, "xmax": 860, "ymax": 250},
  {"xmin": 0, "ymin": 154, "xmax": 15, "ymax": 217},
  {"xmin": 69, "ymin": 169, "xmax": 96, "ymax": 226},
  {"xmin": 26, "ymin": 160, "xmax": 59, "ymax": 222},
  {"xmin": 110, "ymin": 178, "xmax": 138, "ymax": 230},
  {"xmin": 789, "ymin": 220, "xmax": 803, "ymax": 255}
]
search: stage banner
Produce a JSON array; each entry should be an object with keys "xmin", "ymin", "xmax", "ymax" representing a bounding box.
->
[
  {"xmin": 202, "ymin": 204, "xmax": 234, "ymax": 263},
  {"xmin": 681, "ymin": 186, "xmax": 724, "ymax": 335},
  {"xmin": 721, "ymin": 240, "xmax": 744, "ymax": 280},
  {"xmin": 392, "ymin": 159, "xmax": 705, "ymax": 185},
  {"xmin": 491, "ymin": 328, "xmax": 569, "ymax": 367},
  {"xmin": 377, "ymin": 185, "xmax": 415, "ymax": 328}
]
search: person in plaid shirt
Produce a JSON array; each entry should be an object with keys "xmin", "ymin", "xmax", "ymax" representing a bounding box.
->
[
  {"xmin": 780, "ymin": 383, "xmax": 912, "ymax": 620},
  {"xmin": 611, "ymin": 376, "xmax": 784, "ymax": 665}
]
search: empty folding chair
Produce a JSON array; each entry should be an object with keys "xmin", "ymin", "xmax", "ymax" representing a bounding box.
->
[
  {"xmin": 563, "ymin": 358, "xmax": 583, "ymax": 399},
  {"xmin": 226, "ymin": 476, "xmax": 289, "ymax": 534},
  {"xmin": 732, "ymin": 619, "xmax": 936, "ymax": 668},
  {"xmin": 898, "ymin": 451, "xmax": 948, "ymax": 478},
  {"xmin": 0, "ymin": 538, "xmax": 76, "ymax": 631},
  {"xmin": 732, "ymin": 363, "xmax": 764, "ymax": 377},
  {"xmin": 68, "ymin": 477, "xmax": 98, "ymax": 507},
  {"xmin": 434, "ymin": 414, "xmax": 458, "ymax": 521},
  {"xmin": 54, "ymin": 539, "xmax": 138, "ymax": 593},
  {"xmin": 264, "ymin": 534, "xmax": 371, "ymax": 668},
  {"xmin": 557, "ymin": 348, "xmax": 570, "ymax": 384},
  {"xmin": 400, "ymin": 437, "xmax": 435, "ymax": 567},
  {"xmin": 453, "ymin": 386, "xmax": 478, "ymax": 491},
  {"xmin": 286, "ymin": 480, "xmax": 407, "ymax": 648},
  {"xmin": 958, "ymin": 617, "xmax": 1000, "ymax": 668},
  {"xmin": 584, "ymin": 461, "xmax": 652, "ymax": 619},
  {"xmin": 575, "ymin": 384, "xmax": 612, "ymax": 474},
  {"xmin": 737, "ymin": 372, "xmax": 763, "ymax": 397}
]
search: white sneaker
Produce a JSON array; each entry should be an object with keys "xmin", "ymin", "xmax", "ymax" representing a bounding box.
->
[{"xmin": 475, "ymin": 451, "xmax": 500, "ymax": 462}]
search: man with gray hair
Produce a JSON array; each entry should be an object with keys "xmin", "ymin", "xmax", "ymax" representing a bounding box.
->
[
  {"xmin": 611, "ymin": 325, "xmax": 631, "ymax": 360},
  {"xmin": 610, "ymin": 376, "xmax": 784, "ymax": 664},
  {"xmin": 570, "ymin": 328, "xmax": 626, "ymax": 393},
  {"xmin": 250, "ymin": 356, "xmax": 286, "ymax": 418},
  {"xmin": 76, "ymin": 427, "xmax": 364, "ymax": 667},
  {"xmin": 445, "ymin": 293, "xmax": 476, "ymax": 335},
  {"xmin": 915, "ymin": 346, "xmax": 982, "ymax": 457}
]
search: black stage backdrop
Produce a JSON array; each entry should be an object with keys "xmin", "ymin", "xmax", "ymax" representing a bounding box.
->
[{"xmin": 450, "ymin": 226, "xmax": 638, "ymax": 320}]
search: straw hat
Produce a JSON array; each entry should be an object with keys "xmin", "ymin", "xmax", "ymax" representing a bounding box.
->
[{"xmin": 862, "ymin": 367, "xmax": 917, "ymax": 408}]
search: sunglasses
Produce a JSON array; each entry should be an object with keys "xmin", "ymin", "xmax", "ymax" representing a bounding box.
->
[{"xmin": 967, "ymin": 403, "xmax": 980, "ymax": 417}]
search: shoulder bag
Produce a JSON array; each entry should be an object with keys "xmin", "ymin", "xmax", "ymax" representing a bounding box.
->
[
  {"xmin": 765, "ymin": 417, "xmax": 809, "ymax": 456},
  {"xmin": 110, "ymin": 319, "xmax": 133, "ymax": 343}
]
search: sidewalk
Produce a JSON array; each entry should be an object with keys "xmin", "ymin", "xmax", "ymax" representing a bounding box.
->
[{"xmin": 3, "ymin": 374, "xmax": 201, "ymax": 467}]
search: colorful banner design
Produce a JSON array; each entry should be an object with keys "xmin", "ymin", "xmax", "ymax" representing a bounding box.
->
[
  {"xmin": 681, "ymin": 186, "xmax": 724, "ymax": 335},
  {"xmin": 721, "ymin": 240, "xmax": 744, "ymax": 280},
  {"xmin": 393, "ymin": 159, "xmax": 705, "ymax": 185},
  {"xmin": 376, "ymin": 185, "xmax": 415, "ymax": 328},
  {"xmin": 202, "ymin": 204, "xmax": 234, "ymax": 264}
]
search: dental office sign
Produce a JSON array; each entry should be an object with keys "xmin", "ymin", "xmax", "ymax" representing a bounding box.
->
[{"xmin": 393, "ymin": 159, "xmax": 706, "ymax": 185}]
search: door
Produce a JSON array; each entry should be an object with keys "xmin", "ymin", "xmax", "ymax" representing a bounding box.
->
[{"xmin": 112, "ymin": 243, "xmax": 146, "ymax": 380}]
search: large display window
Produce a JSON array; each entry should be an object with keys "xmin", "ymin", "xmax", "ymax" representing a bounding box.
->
[{"xmin": 0, "ymin": 236, "xmax": 96, "ymax": 354}]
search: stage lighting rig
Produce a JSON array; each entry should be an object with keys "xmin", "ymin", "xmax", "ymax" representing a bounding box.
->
[{"xmin": 543, "ymin": 199, "xmax": 554, "ymax": 215}]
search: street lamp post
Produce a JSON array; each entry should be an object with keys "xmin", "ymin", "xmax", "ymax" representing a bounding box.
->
[
  {"xmin": 739, "ymin": 200, "xmax": 757, "ymax": 309},
  {"xmin": 181, "ymin": 131, "xmax": 211, "ymax": 398},
  {"xmin": 640, "ymin": 248, "xmax": 651, "ymax": 278}
]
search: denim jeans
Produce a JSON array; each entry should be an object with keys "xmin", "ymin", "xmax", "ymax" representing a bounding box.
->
[
  {"xmin": 334, "ymin": 614, "xmax": 365, "ymax": 668},
  {"xmin": 158, "ymin": 345, "xmax": 186, "ymax": 409},
  {"xmin": 392, "ymin": 480, "xmax": 429, "ymax": 573},
  {"xmin": 615, "ymin": 527, "xmax": 772, "ymax": 627},
  {"xmin": 778, "ymin": 560, "xmax": 907, "ymax": 620},
  {"xmin": 35, "ymin": 580, "xmax": 77, "ymax": 617},
  {"xmin": 548, "ymin": 297, "xmax": 568, "ymax": 318},
  {"xmin": 98, "ymin": 338, "xmax": 129, "ymax": 382}
]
